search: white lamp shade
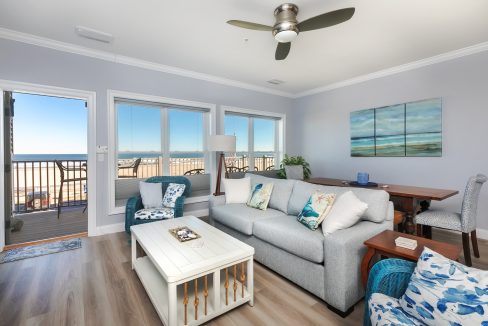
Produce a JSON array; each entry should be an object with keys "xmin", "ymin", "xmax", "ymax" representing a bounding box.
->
[{"xmin": 208, "ymin": 135, "xmax": 236, "ymax": 152}]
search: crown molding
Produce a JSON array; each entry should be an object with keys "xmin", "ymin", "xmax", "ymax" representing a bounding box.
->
[
  {"xmin": 0, "ymin": 27, "xmax": 294, "ymax": 98},
  {"xmin": 293, "ymin": 41, "xmax": 488, "ymax": 98},
  {"xmin": 1, "ymin": 27, "xmax": 487, "ymax": 100}
]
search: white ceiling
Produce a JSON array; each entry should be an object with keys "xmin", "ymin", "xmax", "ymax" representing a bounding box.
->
[{"xmin": 1, "ymin": 0, "xmax": 488, "ymax": 95}]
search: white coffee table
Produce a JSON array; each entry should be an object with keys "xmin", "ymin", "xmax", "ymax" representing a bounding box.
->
[{"xmin": 131, "ymin": 215, "xmax": 255, "ymax": 326}]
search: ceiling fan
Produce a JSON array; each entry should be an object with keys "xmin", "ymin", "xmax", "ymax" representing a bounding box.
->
[{"xmin": 227, "ymin": 3, "xmax": 355, "ymax": 60}]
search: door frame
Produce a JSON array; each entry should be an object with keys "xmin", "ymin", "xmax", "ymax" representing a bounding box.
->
[{"xmin": 0, "ymin": 80, "xmax": 97, "ymax": 251}]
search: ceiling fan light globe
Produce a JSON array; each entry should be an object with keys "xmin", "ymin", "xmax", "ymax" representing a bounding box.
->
[{"xmin": 274, "ymin": 30, "xmax": 298, "ymax": 43}]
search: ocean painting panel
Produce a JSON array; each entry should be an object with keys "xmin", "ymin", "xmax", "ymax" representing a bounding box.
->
[
  {"xmin": 375, "ymin": 104, "xmax": 406, "ymax": 156},
  {"xmin": 406, "ymin": 98, "xmax": 442, "ymax": 156},
  {"xmin": 350, "ymin": 109, "xmax": 375, "ymax": 156}
]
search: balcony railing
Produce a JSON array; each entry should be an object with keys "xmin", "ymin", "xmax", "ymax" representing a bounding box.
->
[
  {"xmin": 12, "ymin": 160, "xmax": 87, "ymax": 214},
  {"xmin": 12, "ymin": 155, "xmax": 275, "ymax": 214},
  {"xmin": 225, "ymin": 155, "xmax": 275, "ymax": 172}
]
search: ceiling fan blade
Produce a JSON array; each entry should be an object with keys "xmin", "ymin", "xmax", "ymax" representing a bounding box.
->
[
  {"xmin": 227, "ymin": 20, "xmax": 273, "ymax": 31},
  {"xmin": 297, "ymin": 7, "xmax": 355, "ymax": 32},
  {"xmin": 275, "ymin": 42, "xmax": 291, "ymax": 60}
]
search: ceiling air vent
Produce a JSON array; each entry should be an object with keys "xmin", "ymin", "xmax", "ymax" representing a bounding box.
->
[{"xmin": 267, "ymin": 79, "xmax": 285, "ymax": 85}]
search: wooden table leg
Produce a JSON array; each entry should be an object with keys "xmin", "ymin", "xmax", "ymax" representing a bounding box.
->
[{"xmin": 361, "ymin": 247, "xmax": 376, "ymax": 288}]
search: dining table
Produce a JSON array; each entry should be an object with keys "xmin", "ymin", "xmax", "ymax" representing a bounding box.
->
[{"xmin": 307, "ymin": 177, "xmax": 459, "ymax": 234}]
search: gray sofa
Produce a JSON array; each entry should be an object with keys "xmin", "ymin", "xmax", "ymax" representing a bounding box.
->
[{"xmin": 209, "ymin": 174, "xmax": 393, "ymax": 316}]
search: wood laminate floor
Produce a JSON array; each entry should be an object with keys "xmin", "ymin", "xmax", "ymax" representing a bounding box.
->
[{"xmin": 1, "ymin": 228, "xmax": 487, "ymax": 326}]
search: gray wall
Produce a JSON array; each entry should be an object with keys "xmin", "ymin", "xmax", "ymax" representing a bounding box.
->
[
  {"xmin": 293, "ymin": 51, "xmax": 488, "ymax": 229},
  {"xmin": 0, "ymin": 38, "xmax": 295, "ymax": 227}
]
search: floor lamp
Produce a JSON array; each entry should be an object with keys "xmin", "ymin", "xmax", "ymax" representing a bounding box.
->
[{"xmin": 208, "ymin": 135, "xmax": 236, "ymax": 196}]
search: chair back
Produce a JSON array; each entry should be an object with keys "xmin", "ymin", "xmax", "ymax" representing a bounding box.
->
[
  {"xmin": 55, "ymin": 160, "xmax": 65, "ymax": 180},
  {"xmin": 144, "ymin": 176, "xmax": 192, "ymax": 197},
  {"xmin": 461, "ymin": 174, "xmax": 487, "ymax": 231},
  {"xmin": 132, "ymin": 158, "xmax": 142, "ymax": 175}
]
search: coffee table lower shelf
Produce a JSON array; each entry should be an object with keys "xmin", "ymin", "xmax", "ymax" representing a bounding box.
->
[{"xmin": 133, "ymin": 256, "xmax": 252, "ymax": 326}]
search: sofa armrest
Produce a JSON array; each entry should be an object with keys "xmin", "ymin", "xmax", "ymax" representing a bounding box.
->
[
  {"xmin": 363, "ymin": 259, "xmax": 415, "ymax": 326},
  {"xmin": 323, "ymin": 219, "xmax": 393, "ymax": 313},
  {"xmin": 174, "ymin": 196, "xmax": 186, "ymax": 217},
  {"xmin": 386, "ymin": 201, "xmax": 394, "ymax": 221},
  {"xmin": 209, "ymin": 195, "xmax": 226, "ymax": 207},
  {"xmin": 209, "ymin": 195, "xmax": 226, "ymax": 225},
  {"xmin": 125, "ymin": 196, "xmax": 143, "ymax": 234}
]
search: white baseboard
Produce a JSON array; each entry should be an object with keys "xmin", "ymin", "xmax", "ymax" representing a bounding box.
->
[
  {"xmin": 476, "ymin": 228, "xmax": 488, "ymax": 240},
  {"xmin": 435, "ymin": 227, "xmax": 488, "ymax": 240},
  {"xmin": 96, "ymin": 222, "xmax": 125, "ymax": 235},
  {"xmin": 95, "ymin": 208, "xmax": 210, "ymax": 236}
]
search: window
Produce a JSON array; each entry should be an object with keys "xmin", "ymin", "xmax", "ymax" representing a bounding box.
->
[
  {"xmin": 224, "ymin": 108, "xmax": 284, "ymax": 172},
  {"xmin": 110, "ymin": 93, "xmax": 214, "ymax": 211}
]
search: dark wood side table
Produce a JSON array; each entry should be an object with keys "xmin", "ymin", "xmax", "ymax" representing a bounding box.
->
[
  {"xmin": 307, "ymin": 178, "xmax": 458, "ymax": 234},
  {"xmin": 361, "ymin": 230, "xmax": 462, "ymax": 287}
]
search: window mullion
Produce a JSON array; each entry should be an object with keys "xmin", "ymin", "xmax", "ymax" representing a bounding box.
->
[
  {"xmin": 161, "ymin": 108, "xmax": 170, "ymax": 175},
  {"xmin": 248, "ymin": 117, "xmax": 255, "ymax": 171}
]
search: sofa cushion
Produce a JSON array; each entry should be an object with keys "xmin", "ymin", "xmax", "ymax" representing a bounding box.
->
[
  {"xmin": 253, "ymin": 215, "xmax": 325, "ymax": 264},
  {"xmin": 288, "ymin": 181, "xmax": 389, "ymax": 223},
  {"xmin": 211, "ymin": 204, "xmax": 286, "ymax": 235},
  {"xmin": 246, "ymin": 173, "xmax": 295, "ymax": 214}
]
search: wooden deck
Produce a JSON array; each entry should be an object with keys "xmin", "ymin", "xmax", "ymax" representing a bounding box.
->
[{"xmin": 6, "ymin": 206, "xmax": 87, "ymax": 245}]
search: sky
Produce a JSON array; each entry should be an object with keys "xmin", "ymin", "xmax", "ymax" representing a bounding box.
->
[
  {"xmin": 12, "ymin": 92, "xmax": 87, "ymax": 154},
  {"xmin": 12, "ymin": 93, "xmax": 276, "ymax": 155},
  {"xmin": 225, "ymin": 115, "xmax": 275, "ymax": 152}
]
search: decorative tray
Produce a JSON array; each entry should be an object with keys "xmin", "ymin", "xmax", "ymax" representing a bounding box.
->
[
  {"xmin": 169, "ymin": 226, "xmax": 201, "ymax": 242},
  {"xmin": 349, "ymin": 181, "xmax": 379, "ymax": 188}
]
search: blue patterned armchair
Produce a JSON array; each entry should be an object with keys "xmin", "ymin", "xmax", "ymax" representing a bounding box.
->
[
  {"xmin": 125, "ymin": 176, "xmax": 191, "ymax": 234},
  {"xmin": 364, "ymin": 259, "xmax": 416, "ymax": 326}
]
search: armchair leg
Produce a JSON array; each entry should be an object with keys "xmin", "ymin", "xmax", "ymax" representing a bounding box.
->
[
  {"xmin": 471, "ymin": 230, "xmax": 480, "ymax": 258},
  {"xmin": 462, "ymin": 232, "xmax": 472, "ymax": 267},
  {"xmin": 416, "ymin": 224, "xmax": 422, "ymax": 237},
  {"xmin": 327, "ymin": 304, "xmax": 354, "ymax": 318},
  {"xmin": 423, "ymin": 225, "xmax": 432, "ymax": 239}
]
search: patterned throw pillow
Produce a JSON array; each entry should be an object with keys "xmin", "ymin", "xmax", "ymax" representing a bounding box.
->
[
  {"xmin": 135, "ymin": 208, "xmax": 175, "ymax": 220},
  {"xmin": 400, "ymin": 247, "xmax": 488, "ymax": 325},
  {"xmin": 162, "ymin": 183, "xmax": 186, "ymax": 208},
  {"xmin": 369, "ymin": 293, "xmax": 424, "ymax": 325},
  {"xmin": 247, "ymin": 183, "xmax": 274, "ymax": 210},
  {"xmin": 297, "ymin": 191, "xmax": 336, "ymax": 230}
]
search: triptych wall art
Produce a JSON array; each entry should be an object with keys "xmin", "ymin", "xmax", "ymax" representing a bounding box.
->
[{"xmin": 350, "ymin": 98, "xmax": 442, "ymax": 157}]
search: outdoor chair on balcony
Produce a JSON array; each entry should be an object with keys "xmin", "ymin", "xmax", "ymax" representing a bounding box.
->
[
  {"xmin": 118, "ymin": 158, "xmax": 142, "ymax": 178},
  {"xmin": 184, "ymin": 168, "xmax": 205, "ymax": 175},
  {"xmin": 125, "ymin": 176, "xmax": 191, "ymax": 234},
  {"xmin": 55, "ymin": 160, "xmax": 87, "ymax": 219}
]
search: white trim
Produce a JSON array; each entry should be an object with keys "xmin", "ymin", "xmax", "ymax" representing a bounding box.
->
[
  {"xmin": 107, "ymin": 89, "xmax": 216, "ymax": 215},
  {"xmin": 3, "ymin": 28, "xmax": 488, "ymax": 99},
  {"xmin": 294, "ymin": 41, "xmax": 488, "ymax": 98},
  {"xmin": 97, "ymin": 222, "xmax": 125, "ymax": 235},
  {"xmin": 96, "ymin": 209, "xmax": 210, "ymax": 235},
  {"xmin": 0, "ymin": 79, "xmax": 97, "ymax": 237},
  {"xmin": 221, "ymin": 105, "xmax": 286, "ymax": 170},
  {"xmin": 0, "ymin": 28, "xmax": 293, "ymax": 98},
  {"xmin": 0, "ymin": 90, "xmax": 4, "ymax": 251}
]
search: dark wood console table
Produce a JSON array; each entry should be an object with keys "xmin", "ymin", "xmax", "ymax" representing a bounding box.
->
[{"xmin": 307, "ymin": 177, "xmax": 459, "ymax": 234}]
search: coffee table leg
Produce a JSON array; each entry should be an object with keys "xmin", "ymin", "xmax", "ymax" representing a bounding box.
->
[
  {"xmin": 361, "ymin": 248, "xmax": 376, "ymax": 288},
  {"xmin": 131, "ymin": 233, "xmax": 136, "ymax": 270},
  {"xmin": 168, "ymin": 282, "xmax": 177, "ymax": 326},
  {"xmin": 247, "ymin": 258, "xmax": 254, "ymax": 306}
]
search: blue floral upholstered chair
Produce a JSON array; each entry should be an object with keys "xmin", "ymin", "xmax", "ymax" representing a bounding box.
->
[
  {"xmin": 364, "ymin": 249, "xmax": 488, "ymax": 326},
  {"xmin": 125, "ymin": 176, "xmax": 191, "ymax": 234}
]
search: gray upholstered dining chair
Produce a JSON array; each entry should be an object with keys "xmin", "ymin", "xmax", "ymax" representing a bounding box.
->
[{"xmin": 415, "ymin": 174, "xmax": 487, "ymax": 267}]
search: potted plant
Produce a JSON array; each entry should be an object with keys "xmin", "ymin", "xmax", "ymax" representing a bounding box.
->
[{"xmin": 277, "ymin": 155, "xmax": 311, "ymax": 179}]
